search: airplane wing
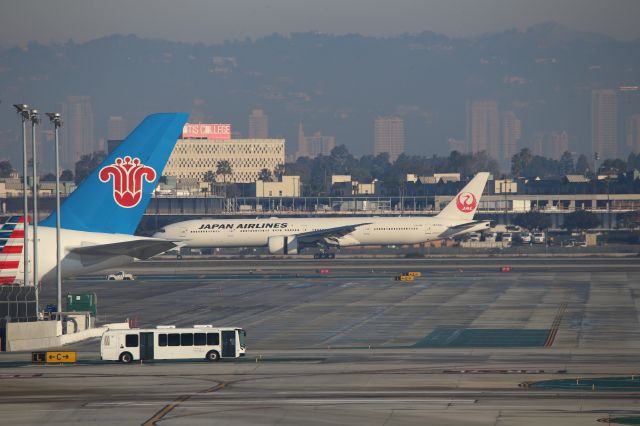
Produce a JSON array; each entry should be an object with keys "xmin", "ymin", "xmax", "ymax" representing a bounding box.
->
[
  {"xmin": 294, "ymin": 223, "xmax": 371, "ymax": 244},
  {"xmin": 439, "ymin": 220, "xmax": 490, "ymax": 238},
  {"xmin": 70, "ymin": 239, "xmax": 177, "ymax": 260}
]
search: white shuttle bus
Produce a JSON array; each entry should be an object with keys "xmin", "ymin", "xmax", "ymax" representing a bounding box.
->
[{"xmin": 101, "ymin": 325, "xmax": 246, "ymax": 363}]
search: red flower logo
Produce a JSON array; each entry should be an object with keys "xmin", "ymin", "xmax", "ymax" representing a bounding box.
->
[
  {"xmin": 99, "ymin": 156, "xmax": 156, "ymax": 208},
  {"xmin": 455, "ymin": 192, "xmax": 477, "ymax": 213}
]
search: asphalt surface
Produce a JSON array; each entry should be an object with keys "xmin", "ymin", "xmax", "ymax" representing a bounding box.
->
[{"xmin": 1, "ymin": 256, "xmax": 640, "ymax": 425}]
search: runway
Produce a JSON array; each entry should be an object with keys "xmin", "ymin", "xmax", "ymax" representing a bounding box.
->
[{"xmin": 2, "ymin": 256, "xmax": 640, "ymax": 425}]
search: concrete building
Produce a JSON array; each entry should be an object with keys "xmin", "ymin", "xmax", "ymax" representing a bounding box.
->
[
  {"xmin": 592, "ymin": 89, "xmax": 618, "ymax": 160},
  {"xmin": 248, "ymin": 109, "xmax": 268, "ymax": 139},
  {"xmin": 61, "ymin": 96, "xmax": 94, "ymax": 170},
  {"xmin": 467, "ymin": 100, "xmax": 500, "ymax": 160},
  {"xmin": 295, "ymin": 123, "xmax": 336, "ymax": 159},
  {"xmin": 255, "ymin": 175, "xmax": 301, "ymax": 198},
  {"xmin": 374, "ymin": 117, "xmax": 404, "ymax": 162},
  {"xmin": 627, "ymin": 114, "xmax": 640, "ymax": 153},
  {"xmin": 107, "ymin": 116, "xmax": 128, "ymax": 141},
  {"xmin": 162, "ymin": 138, "xmax": 285, "ymax": 183},
  {"xmin": 501, "ymin": 111, "xmax": 521, "ymax": 164}
]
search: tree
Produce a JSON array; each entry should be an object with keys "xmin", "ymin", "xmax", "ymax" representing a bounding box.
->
[
  {"xmin": 60, "ymin": 169, "xmax": 74, "ymax": 181},
  {"xmin": 41, "ymin": 173, "xmax": 57, "ymax": 182},
  {"xmin": 617, "ymin": 210, "xmax": 640, "ymax": 230},
  {"xmin": 215, "ymin": 160, "xmax": 232, "ymax": 183},
  {"xmin": 562, "ymin": 210, "xmax": 601, "ymax": 231},
  {"xmin": 560, "ymin": 151, "xmax": 574, "ymax": 175},
  {"xmin": 74, "ymin": 151, "xmax": 106, "ymax": 184},
  {"xmin": 203, "ymin": 170, "xmax": 216, "ymax": 193},
  {"xmin": 258, "ymin": 168, "xmax": 273, "ymax": 182},
  {"xmin": 215, "ymin": 160, "xmax": 233, "ymax": 197},
  {"xmin": 511, "ymin": 148, "xmax": 533, "ymax": 177},
  {"xmin": 513, "ymin": 211, "xmax": 552, "ymax": 231},
  {"xmin": 575, "ymin": 154, "xmax": 590, "ymax": 175},
  {"xmin": 273, "ymin": 163, "xmax": 285, "ymax": 180},
  {"xmin": 0, "ymin": 160, "xmax": 13, "ymax": 178}
]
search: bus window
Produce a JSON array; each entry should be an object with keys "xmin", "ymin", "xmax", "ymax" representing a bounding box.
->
[
  {"xmin": 194, "ymin": 333, "xmax": 206, "ymax": 346},
  {"xmin": 168, "ymin": 333, "xmax": 180, "ymax": 346},
  {"xmin": 207, "ymin": 333, "xmax": 220, "ymax": 345},
  {"xmin": 238, "ymin": 329, "xmax": 246, "ymax": 348},
  {"xmin": 158, "ymin": 334, "xmax": 167, "ymax": 347},
  {"xmin": 181, "ymin": 333, "xmax": 194, "ymax": 346},
  {"xmin": 125, "ymin": 334, "xmax": 139, "ymax": 348}
]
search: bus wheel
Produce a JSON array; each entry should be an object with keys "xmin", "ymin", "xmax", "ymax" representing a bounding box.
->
[
  {"xmin": 206, "ymin": 350, "xmax": 220, "ymax": 362},
  {"xmin": 119, "ymin": 352, "xmax": 133, "ymax": 363},
  {"xmin": 177, "ymin": 254, "xmax": 183, "ymax": 260}
]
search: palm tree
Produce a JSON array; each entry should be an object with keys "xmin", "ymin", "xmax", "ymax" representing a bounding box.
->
[
  {"xmin": 274, "ymin": 163, "xmax": 286, "ymax": 181},
  {"xmin": 203, "ymin": 170, "xmax": 216, "ymax": 195},
  {"xmin": 258, "ymin": 168, "xmax": 273, "ymax": 182},
  {"xmin": 216, "ymin": 160, "xmax": 233, "ymax": 197}
]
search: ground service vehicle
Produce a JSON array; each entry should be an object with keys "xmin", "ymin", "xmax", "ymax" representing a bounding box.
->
[
  {"xmin": 101, "ymin": 325, "xmax": 246, "ymax": 363},
  {"xmin": 106, "ymin": 271, "xmax": 134, "ymax": 281},
  {"xmin": 501, "ymin": 232, "xmax": 513, "ymax": 243},
  {"xmin": 533, "ymin": 232, "xmax": 546, "ymax": 244}
]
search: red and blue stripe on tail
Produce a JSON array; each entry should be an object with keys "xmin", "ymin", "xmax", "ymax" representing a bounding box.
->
[{"xmin": 0, "ymin": 216, "xmax": 27, "ymax": 285}]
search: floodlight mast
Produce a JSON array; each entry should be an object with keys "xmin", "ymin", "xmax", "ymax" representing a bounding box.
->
[
  {"xmin": 13, "ymin": 104, "xmax": 30, "ymax": 289},
  {"xmin": 46, "ymin": 112, "xmax": 63, "ymax": 312}
]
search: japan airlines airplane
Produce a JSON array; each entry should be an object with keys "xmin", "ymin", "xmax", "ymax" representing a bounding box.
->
[
  {"xmin": 0, "ymin": 112, "xmax": 188, "ymax": 285},
  {"xmin": 155, "ymin": 172, "xmax": 491, "ymax": 256}
]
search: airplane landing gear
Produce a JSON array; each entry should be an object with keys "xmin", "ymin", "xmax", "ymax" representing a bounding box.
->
[{"xmin": 314, "ymin": 251, "xmax": 336, "ymax": 259}]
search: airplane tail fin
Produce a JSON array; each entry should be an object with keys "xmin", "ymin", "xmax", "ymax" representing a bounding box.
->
[
  {"xmin": 41, "ymin": 113, "xmax": 188, "ymax": 235},
  {"xmin": 0, "ymin": 216, "xmax": 27, "ymax": 285},
  {"xmin": 436, "ymin": 172, "xmax": 490, "ymax": 221}
]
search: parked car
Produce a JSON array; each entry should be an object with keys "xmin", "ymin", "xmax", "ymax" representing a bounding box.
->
[
  {"xmin": 532, "ymin": 232, "xmax": 546, "ymax": 244},
  {"xmin": 106, "ymin": 271, "xmax": 134, "ymax": 281},
  {"xmin": 467, "ymin": 232, "xmax": 481, "ymax": 242},
  {"xmin": 484, "ymin": 232, "xmax": 497, "ymax": 242},
  {"xmin": 501, "ymin": 232, "xmax": 513, "ymax": 244},
  {"xmin": 519, "ymin": 232, "xmax": 532, "ymax": 244}
]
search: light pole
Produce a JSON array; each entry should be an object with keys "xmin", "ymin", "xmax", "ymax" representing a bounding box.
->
[
  {"xmin": 13, "ymin": 104, "xmax": 30, "ymax": 288},
  {"xmin": 46, "ymin": 112, "xmax": 63, "ymax": 312},
  {"xmin": 29, "ymin": 109, "xmax": 40, "ymax": 312}
]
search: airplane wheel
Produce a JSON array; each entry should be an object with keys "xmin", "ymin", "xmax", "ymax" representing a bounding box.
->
[
  {"xmin": 329, "ymin": 253, "xmax": 335, "ymax": 259},
  {"xmin": 177, "ymin": 255, "xmax": 183, "ymax": 260}
]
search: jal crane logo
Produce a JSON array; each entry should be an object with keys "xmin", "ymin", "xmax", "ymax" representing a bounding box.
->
[
  {"xmin": 455, "ymin": 192, "xmax": 477, "ymax": 213},
  {"xmin": 99, "ymin": 156, "xmax": 156, "ymax": 208}
]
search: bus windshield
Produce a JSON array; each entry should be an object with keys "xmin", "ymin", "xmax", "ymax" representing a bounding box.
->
[{"xmin": 238, "ymin": 329, "xmax": 246, "ymax": 348}]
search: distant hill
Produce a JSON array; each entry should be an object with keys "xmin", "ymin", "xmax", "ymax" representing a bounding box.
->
[{"xmin": 0, "ymin": 22, "xmax": 638, "ymax": 167}]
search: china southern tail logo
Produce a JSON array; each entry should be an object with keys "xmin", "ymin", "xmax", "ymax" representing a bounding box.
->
[
  {"xmin": 455, "ymin": 192, "xmax": 477, "ymax": 213},
  {"xmin": 99, "ymin": 156, "xmax": 156, "ymax": 208}
]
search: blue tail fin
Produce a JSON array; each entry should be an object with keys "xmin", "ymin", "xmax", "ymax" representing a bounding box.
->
[{"xmin": 41, "ymin": 113, "xmax": 188, "ymax": 234}]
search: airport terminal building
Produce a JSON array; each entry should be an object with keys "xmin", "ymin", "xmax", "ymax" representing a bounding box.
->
[{"xmin": 162, "ymin": 123, "xmax": 285, "ymax": 183}]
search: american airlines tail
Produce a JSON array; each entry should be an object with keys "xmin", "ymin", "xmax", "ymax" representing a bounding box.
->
[
  {"xmin": 436, "ymin": 172, "xmax": 490, "ymax": 221},
  {"xmin": 0, "ymin": 216, "xmax": 27, "ymax": 284}
]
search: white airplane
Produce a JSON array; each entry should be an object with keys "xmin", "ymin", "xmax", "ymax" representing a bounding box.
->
[
  {"xmin": 0, "ymin": 112, "xmax": 188, "ymax": 285},
  {"xmin": 155, "ymin": 172, "xmax": 491, "ymax": 258}
]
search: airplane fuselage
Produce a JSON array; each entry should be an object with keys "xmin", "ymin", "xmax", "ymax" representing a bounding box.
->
[{"xmin": 159, "ymin": 216, "xmax": 489, "ymax": 249}]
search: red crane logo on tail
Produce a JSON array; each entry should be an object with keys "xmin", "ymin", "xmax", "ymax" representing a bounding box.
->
[
  {"xmin": 456, "ymin": 192, "xmax": 477, "ymax": 213},
  {"xmin": 99, "ymin": 156, "xmax": 156, "ymax": 208}
]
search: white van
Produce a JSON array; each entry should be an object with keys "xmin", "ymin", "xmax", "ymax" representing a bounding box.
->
[
  {"xmin": 501, "ymin": 232, "xmax": 513, "ymax": 243},
  {"xmin": 533, "ymin": 232, "xmax": 546, "ymax": 244}
]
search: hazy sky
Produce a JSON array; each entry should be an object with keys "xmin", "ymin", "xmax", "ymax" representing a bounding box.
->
[{"xmin": 1, "ymin": 0, "xmax": 639, "ymax": 47}]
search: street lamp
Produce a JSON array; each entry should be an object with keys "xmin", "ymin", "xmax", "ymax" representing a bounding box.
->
[
  {"xmin": 13, "ymin": 104, "xmax": 30, "ymax": 288},
  {"xmin": 29, "ymin": 109, "xmax": 40, "ymax": 312},
  {"xmin": 46, "ymin": 112, "xmax": 63, "ymax": 312}
]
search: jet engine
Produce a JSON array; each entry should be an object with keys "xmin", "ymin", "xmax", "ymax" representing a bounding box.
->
[{"xmin": 268, "ymin": 235, "xmax": 299, "ymax": 255}]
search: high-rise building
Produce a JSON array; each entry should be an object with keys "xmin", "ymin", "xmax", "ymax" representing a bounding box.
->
[
  {"xmin": 249, "ymin": 109, "xmax": 268, "ymax": 139},
  {"xmin": 550, "ymin": 131, "xmax": 570, "ymax": 159},
  {"xmin": 466, "ymin": 100, "xmax": 500, "ymax": 160},
  {"xmin": 61, "ymin": 96, "xmax": 94, "ymax": 170},
  {"xmin": 295, "ymin": 123, "xmax": 336, "ymax": 159},
  {"xmin": 307, "ymin": 132, "xmax": 336, "ymax": 158},
  {"xmin": 374, "ymin": 117, "xmax": 404, "ymax": 162},
  {"xmin": 107, "ymin": 116, "xmax": 128, "ymax": 141},
  {"xmin": 295, "ymin": 122, "xmax": 309, "ymax": 159},
  {"xmin": 592, "ymin": 89, "xmax": 617, "ymax": 160},
  {"xmin": 627, "ymin": 114, "xmax": 640, "ymax": 153},
  {"xmin": 501, "ymin": 111, "xmax": 521, "ymax": 164}
]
